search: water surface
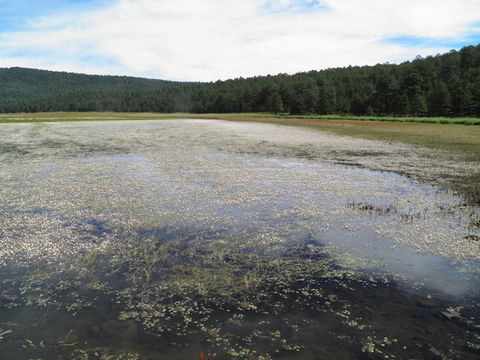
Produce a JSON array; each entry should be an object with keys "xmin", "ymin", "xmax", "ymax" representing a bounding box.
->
[{"xmin": 0, "ymin": 120, "xmax": 479, "ymax": 359}]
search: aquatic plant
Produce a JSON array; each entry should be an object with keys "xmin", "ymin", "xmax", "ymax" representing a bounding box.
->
[{"xmin": 0, "ymin": 119, "xmax": 479, "ymax": 359}]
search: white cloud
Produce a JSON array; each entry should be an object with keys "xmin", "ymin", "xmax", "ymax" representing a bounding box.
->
[{"xmin": 0, "ymin": 0, "xmax": 479, "ymax": 81}]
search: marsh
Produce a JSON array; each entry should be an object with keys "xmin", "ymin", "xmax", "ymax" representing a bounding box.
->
[{"xmin": 0, "ymin": 119, "xmax": 479, "ymax": 359}]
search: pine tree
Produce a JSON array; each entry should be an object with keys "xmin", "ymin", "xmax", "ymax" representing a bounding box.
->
[
  {"xmin": 428, "ymin": 82, "xmax": 451, "ymax": 116},
  {"xmin": 266, "ymin": 92, "xmax": 284, "ymax": 114}
]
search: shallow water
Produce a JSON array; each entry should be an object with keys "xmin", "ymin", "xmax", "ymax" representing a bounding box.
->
[{"xmin": 0, "ymin": 120, "xmax": 479, "ymax": 359}]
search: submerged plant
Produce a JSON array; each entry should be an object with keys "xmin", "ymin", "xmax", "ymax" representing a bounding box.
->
[{"xmin": 0, "ymin": 120, "xmax": 479, "ymax": 359}]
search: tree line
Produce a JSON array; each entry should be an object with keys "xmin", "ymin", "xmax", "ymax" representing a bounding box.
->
[{"xmin": 1, "ymin": 44, "xmax": 480, "ymax": 116}]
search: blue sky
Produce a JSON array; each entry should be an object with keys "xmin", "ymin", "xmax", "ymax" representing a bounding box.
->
[
  {"xmin": 260, "ymin": 0, "xmax": 326, "ymax": 14},
  {"xmin": 0, "ymin": 0, "xmax": 479, "ymax": 81},
  {"xmin": 0, "ymin": 0, "xmax": 111, "ymax": 31},
  {"xmin": 384, "ymin": 35, "xmax": 480, "ymax": 49},
  {"xmin": 383, "ymin": 21, "xmax": 480, "ymax": 50}
]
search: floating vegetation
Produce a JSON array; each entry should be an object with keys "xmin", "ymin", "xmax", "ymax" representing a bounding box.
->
[{"xmin": 0, "ymin": 120, "xmax": 479, "ymax": 359}]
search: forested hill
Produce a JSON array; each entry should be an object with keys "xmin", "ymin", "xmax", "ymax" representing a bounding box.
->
[
  {"xmin": 0, "ymin": 67, "xmax": 176, "ymax": 113},
  {"xmin": 1, "ymin": 44, "xmax": 480, "ymax": 116}
]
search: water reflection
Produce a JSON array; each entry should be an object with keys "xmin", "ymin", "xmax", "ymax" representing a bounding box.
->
[{"xmin": 0, "ymin": 120, "xmax": 479, "ymax": 359}]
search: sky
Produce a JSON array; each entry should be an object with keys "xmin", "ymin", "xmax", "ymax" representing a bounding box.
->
[{"xmin": 0, "ymin": 0, "xmax": 480, "ymax": 81}]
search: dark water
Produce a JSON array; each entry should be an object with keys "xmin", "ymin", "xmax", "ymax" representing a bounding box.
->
[{"xmin": 0, "ymin": 120, "xmax": 479, "ymax": 359}]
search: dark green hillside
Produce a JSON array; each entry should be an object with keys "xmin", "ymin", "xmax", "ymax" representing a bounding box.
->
[
  {"xmin": 0, "ymin": 67, "xmax": 176, "ymax": 113},
  {"xmin": 1, "ymin": 43, "xmax": 480, "ymax": 116}
]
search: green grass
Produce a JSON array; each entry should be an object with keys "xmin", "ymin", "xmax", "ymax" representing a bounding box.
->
[
  {"xmin": 257, "ymin": 113, "xmax": 480, "ymax": 125},
  {"xmin": 2, "ymin": 111, "xmax": 480, "ymax": 125},
  {"xmin": 230, "ymin": 115, "xmax": 480, "ymax": 161},
  {"xmin": 0, "ymin": 112, "xmax": 168, "ymax": 123}
]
